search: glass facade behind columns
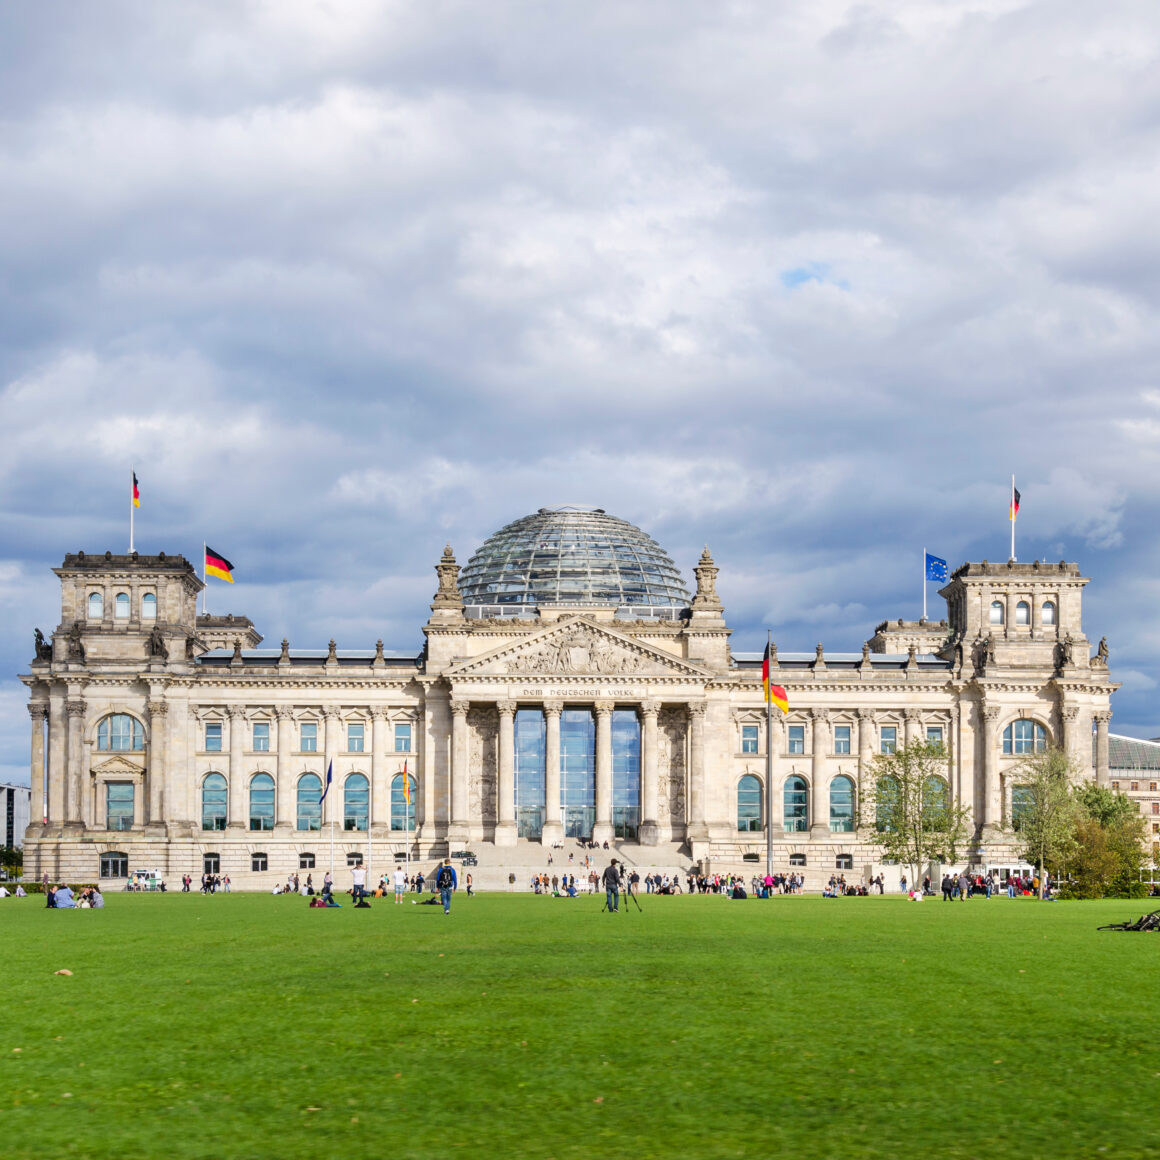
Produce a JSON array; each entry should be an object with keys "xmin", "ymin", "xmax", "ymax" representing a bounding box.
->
[
  {"xmin": 458, "ymin": 507, "xmax": 691, "ymax": 611},
  {"xmin": 560, "ymin": 709, "xmax": 596, "ymax": 838},
  {"xmin": 611, "ymin": 709, "xmax": 641, "ymax": 839},
  {"xmin": 514, "ymin": 709, "xmax": 546, "ymax": 838}
]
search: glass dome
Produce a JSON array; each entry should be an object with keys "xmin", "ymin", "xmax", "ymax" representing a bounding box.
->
[{"xmin": 459, "ymin": 506, "xmax": 691, "ymax": 617}]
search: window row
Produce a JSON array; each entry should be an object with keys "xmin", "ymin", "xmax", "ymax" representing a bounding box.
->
[
  {"xmin": 742, "ymin": 717, "xmax": 1048, "ymax": 757},
  {"xmin": 989, "ymin": 600, "xmax": 1056, "ymax": 626},
  {"xmin": 736, "ymin": 773, "xmax": 953, "ymax": 834},
  {"xmin": 200, "ymin": 772, "xmax": 417, "ymax": 833},
  {"xmin": 202, "ymin": 719, "xmax": 412, "ymax": 754},
  {"xmin": 88, "ymin": 591, "xmax": 157, "ymax": 620}
]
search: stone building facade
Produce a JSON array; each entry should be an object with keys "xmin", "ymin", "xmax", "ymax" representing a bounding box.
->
[{"xmin": 20, "ymin": 508, "xmax": 1118, "ymax": 886}]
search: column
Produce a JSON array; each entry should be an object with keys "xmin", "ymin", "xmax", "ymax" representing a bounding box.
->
[
  {"xmin": 370, "ymin": 709, "xmax": 389, "ymax": 834},
  {"xmin": 981, "ymin": 704, "xmax": 1001, "ymax": 832},
  {"xmin": 275, "ymin": 708, "xmax": 294, "ymax": 830},
  {"xmin": 949, "ymin": 703, "xmax": 963, "ymax": 811},
  {"xmin": 146, "ymin": 695, "xmax": 168, "ymax": 830},
  {"xmin": 28, "ymin": 704, "xmax": 47, "ymax": 830},
  {"xmin": 1094, "ymin": 710, "xmax": 1111, "ymax": 785},
  {"xmin": 541, "ymin": 701, "xmax": 563, "ymax": 844},
  {"xmin": 686, "ymin": 702, "xmax": 708, "ymax": 841},
  {"xmin": 323, "ymin": 709, "xmax": 341, "ymax": 831},
  {"xmin": 47, "ymin": 688, "xmax": 67, "ymax": 826},
  {"xmin": 1006, "ymin": 593, "xmax": 1017, "ymax": 639},
  {"xmin": 448, "ymin": 699, "xmax": 469, "ymax": 843},
  {"xmin": 856, "ymin": 708, "xmax": 874, "ymax": 830},
  {"xmin": 638, "ymin": 701, "xmax": 660, "ymax": 846},
  {"xmin": 494, "ymin": 701, "xmax": 517, "ymax": 846},
  {"xmin": 1060, "ymin": 704, "xmax": 1079, "ymax": 765},
  {"xmin": 810, "ymin": 709, "xmax": 829, "ymax": 835},
  {"xmin": 65, "ymin": 697, "xmax": 86, "ymax": 827},
  {"xmin": 593, "ymin": 701, "xmax": 614, "ymax": 844},
  {"xmin": 227, "ymin": 707, "xmax": 246, "ymax": 830},
  {"xmin": 904, "ymin": 708, "xmax": 920, "ymax": 749}
]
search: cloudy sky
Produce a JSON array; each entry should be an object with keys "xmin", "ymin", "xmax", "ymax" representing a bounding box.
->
[{"xmin": 2, "ymin": 0, "xmax": 1159, "ymax": 785}]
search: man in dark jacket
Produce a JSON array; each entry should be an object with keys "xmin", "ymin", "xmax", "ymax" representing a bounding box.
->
[
  {"xmin": 602, "ymin": 859, "xmax": 620, "ymax": 913},
  {"xmin": 436, "ymin": 860, "xmax": 457, "ymax": 914}
]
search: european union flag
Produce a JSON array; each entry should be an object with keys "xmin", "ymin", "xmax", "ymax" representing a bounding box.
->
[{"xmin": 925, "ymin": 552, "xmax": 949, "ymax": 582}]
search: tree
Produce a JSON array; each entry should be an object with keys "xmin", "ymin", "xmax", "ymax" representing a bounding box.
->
[
  {"xmin": 870, "ymin": 741, "xmax": 971, "ymax": 891},
  {"xmin": 1070, "ymin": 783, "xmax": 1147, "ymax": 898},
  {"xmin": 0, "ymin": 845, "xmax": 22, "ymax": 879},
  {"xmin": 1010, "ymin": 747, "xmax": 1080, "ymax": 899}
]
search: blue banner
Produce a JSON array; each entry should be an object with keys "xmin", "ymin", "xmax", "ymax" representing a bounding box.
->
[{"xmin": 925, "ymin": 552, "xmax": 948, "ymax": 583}]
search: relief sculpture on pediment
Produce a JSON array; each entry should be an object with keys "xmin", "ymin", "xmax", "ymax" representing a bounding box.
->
[
  {"xmin": 505, "ymin": 624, "xmax": 647, "ymax": 675},
  {"xmin": 467, "ymin": 706, "xmax": 498, "ymax": 826}
]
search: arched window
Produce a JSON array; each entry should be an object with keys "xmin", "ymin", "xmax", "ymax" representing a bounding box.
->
[
  {"xmin": 1015, "ymin": 601, "xmax": 1030, "ymax": 625},
  {"xmin": 97, "ymin": 714, "xmax": 144, "ymax": 752},
  {"xmin": 249, "ymin": 773, "xmax": 274, "ymax": 831},
  {"xmin": 990, "ymin": 601, "xmax": 1005, "ymax": 625},
  {"xmin": 297, "ymin": 774, "xmax": 322, "ymax": 831},
  {"xmin": 783, "ymin": 776, "xmax": 808, "ymax": 832},
  {"xmin": 1042, "ymin": 601, "xmax": 1056, "ymax": 625},
  {"xmin": 924, "ymin": 775, "xmax": 950, "ymax": 830},
  {"xmin": 88, "ymin": 592, "xmax": 103, "ymax": 619},
  {"xmin": 344, "ymin": 773, "xmax": 369, "ymax": 831},
  {"xmin": 1003, "ymin": 719, "xmax": 1047, "ymax": 755},
  {"xmin": 391, "ymin": 773, "xmax": 417, "ymax": 832},
  {"xmin": 115, "ymin": 592, "xmax": 130, "ymax": 619},
  {"xmin": 829, "ymin": 775, "xmax": 855, "ymax": 833},
  {"xmin": 876, "ymin": 775, "xmax": 900, "ymax": 832},
  {"xmin": 201, "ymin": 773, "xmax": 227, "ymax": 831},
  {"xmin": 141, "ymin": 593, "xmax": 157, "ymax": 620},
  {"xmin": 737, "ymin": 775, "xmax": 762, "ymax": 832}
]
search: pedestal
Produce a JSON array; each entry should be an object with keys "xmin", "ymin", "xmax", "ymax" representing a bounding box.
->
[
  {"xmin": 494, "ymin": 821, "xmax": 518, "ymax": 847},
  {"xmin": 638, "ymin": 820, "xmax": 659, "ymax": 847}
]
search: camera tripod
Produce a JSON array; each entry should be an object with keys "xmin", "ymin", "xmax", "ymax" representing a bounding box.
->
[{"xmin": 600, "ymin": 886, "xmax": 642, "ymax": 913}]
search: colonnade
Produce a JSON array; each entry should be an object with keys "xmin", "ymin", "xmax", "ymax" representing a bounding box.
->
[{"xmin": 447, "ymin": 698, "xmax": 706, "ymax": 847}]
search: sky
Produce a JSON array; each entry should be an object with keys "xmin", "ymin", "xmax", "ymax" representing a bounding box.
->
[{"xmin": 3, "ymin": 0, "xmax": 1160, "ymax": 786}]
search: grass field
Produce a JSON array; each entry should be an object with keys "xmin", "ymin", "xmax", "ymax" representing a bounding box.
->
[{"xmin": 3, "ymin": 890, "xmax": 1159, "ymax": 1160}]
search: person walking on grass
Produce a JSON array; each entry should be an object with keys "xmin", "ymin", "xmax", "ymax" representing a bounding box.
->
[
  {"xmin": 602, "ymin": 858, "xmax": 621, "ymax": 913},
  {"xmin": 436, "ymin": 859, "xmax": 457, "ymax": 914}
]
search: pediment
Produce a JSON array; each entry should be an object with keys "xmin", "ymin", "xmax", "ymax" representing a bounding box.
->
[
  {"xmin": 446, "ymin": 618, "xmax": 710, "ymax": 679},
  {"xmin": 91, "ymin": 755, "xmax": 145, "ymax": 776}
]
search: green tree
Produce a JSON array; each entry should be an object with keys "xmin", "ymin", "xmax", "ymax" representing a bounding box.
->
[
  {"xmin": 0, "ymin": 845, "xmax": 22, "ymax": 879},
  {"xmin": 870, "ymin": 741, "xmax": 971, "ymax": 891},
  {"xmin": 1010, "ymin": 747, "xmax": 1080, "ymax": 899}
]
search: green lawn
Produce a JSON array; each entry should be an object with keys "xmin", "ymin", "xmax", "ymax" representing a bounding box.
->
[{"xmin": 2, "ymin": 891, "xmax": 1158, "ymax": 1160}]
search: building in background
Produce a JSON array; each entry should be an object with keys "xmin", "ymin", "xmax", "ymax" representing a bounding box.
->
[
  {"xmin": 1, "ymin": 782, "xmax": 31, "ymax": 850},
  {"xmin": 19, "ymin": 507, "xmax": 1117, "ymax": 887}
]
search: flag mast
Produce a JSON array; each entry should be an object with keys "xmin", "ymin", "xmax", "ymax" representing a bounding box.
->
[
  {"xmin": 405, "ymin": 760, "xmax": 411, "ymax": 891},
  {"xmin": 922, "ymin": 546, "xmax": 927, "ymax": 621},
  {"xmin": 129, "ymin": 468, "xmax": 135, "ymax": 553},
  {"xmin": 202, "ymin": 541, "xmax": 208, "ymax": 615},
  {"xmin": 1010, "ymin": 475, "xmax": 1016, "ymax": 561},
  {"xmin": 765, "ymin": 630, "xmax": 774, "ymax": 878}
]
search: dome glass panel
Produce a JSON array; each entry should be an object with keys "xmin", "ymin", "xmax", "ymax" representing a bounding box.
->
[{"xmin": 459, "ymin": 507, "xmax": 690, "ymax": 614}]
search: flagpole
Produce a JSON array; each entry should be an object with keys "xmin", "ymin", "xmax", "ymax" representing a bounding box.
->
[
  {"xmin": 405, "ymin": 762, "xmax": 411, "ymax": 890},
  {"xmin": 129, "ymin": 468, "xmax": 135, "ymax": 553},
  {"xmin": 202, "ymin": 541, "xmax": 208, "ymax": 615},
  {"xmin": 765, "ymin": 630, "xmax": 774, "ymax": 878},
  {"xmin": 1010, "ymin": 475, "xmax": 1016, "ymax": 561},
  {"xmin": 923, "ymin": 547, "xmax": 927, "ymax": 621}
]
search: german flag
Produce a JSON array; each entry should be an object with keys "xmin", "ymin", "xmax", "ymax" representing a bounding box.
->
[
  {"xmin": 132, "ymin": 472, "xmax": 140, "ymax": 508},
  {"xmin": 1009, "ymin": 485, "xmax": 1021, "ymax": 522},
  {"xmin": 402, "ymin": 760, "xmax": 411, "ymax": 804},
  {"xmin": 762, "ymin": 642, "xmax": 789, "ymax": 713},
  {"xmin": 205, "ymin": 546, "xmax": 235, "ymax": 583}
]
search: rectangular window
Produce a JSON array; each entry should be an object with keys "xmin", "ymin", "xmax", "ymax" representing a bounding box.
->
[
  {"xmin": 880, "ymin": 726, "xmax": 897, "ymax": 755},
  {"xmin": 1112, "ymin": 781, "xmax": 1119, "ymax": 790},
  {"xmin": 927, "ymin": 726, "xmax": 943, "ymax": 747},
  {"xmin": 203, "ymin": 853, "xmax": 220, "ymax": 875},
  {"xmin": 251, "ymin": 853, "xmax": 268, "ymax": 872},
  {"xmin": 834, "ymin": 725, "xmax": 851, "ymax": 755},
  {"xmin": 99, "ymin": 851, "xmax": 128, "ymax": 878},
  {"xmin": 788, "ymin": 725, "xmax": 805, "ymax": 755},
  {"xmin": 205, "ymin": 722, "xmax": 222, "ymax": 752},
  {"xmin": 252, "ymin": 722, "xmax": 270, "ymax": 752},
  {"xmin": 1132, "ymin": 782, "xmax": 1139, "ymax": 792},
  {"xmin": 347, "ymin": 723, "xmax": 364, "ymax": 753},
  {"xmin": 394, "ymin": 723, "xmax": 412, "ymax": 753},
  {"xmin": 300, "ymin": 722, "xmax": 317, "ymax": 752},
  {"xmin": 347, "ymin": 852, "xmax": 363, "ymax": 867},
  {"xmin": 106, "ymin": 783, "xmax": 134, "ymax": 831},
  {"xmin": 1153, "ymin": 803, "xmax": 1159, "ymax": 816},
  {"xmin": 1151, "ymin": 783, "xmax": 1157, "ymax": 792},
  {"xmin": 741, "ymin": 725, "xmax": 759, "ymax": 754},
  {"xmin": 299, "ymin": 853, "xmax": 315, "ymax": 869}
]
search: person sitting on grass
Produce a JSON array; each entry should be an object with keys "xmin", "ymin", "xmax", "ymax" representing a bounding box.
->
[
  {"xmin": 55, "ymin": 884, "xmax": 76, "ymax": 909},
  {"xmin": 15, "ymin": 884, "xmax": 26, "ymax": 897}
]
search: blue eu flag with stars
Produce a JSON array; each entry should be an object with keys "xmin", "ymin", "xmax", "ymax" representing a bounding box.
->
[{"xmin": 925, "ymin": 553, "xmax": 948, "ymax": 582}]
